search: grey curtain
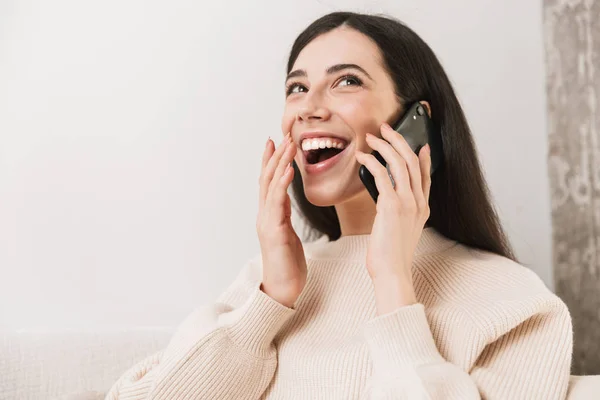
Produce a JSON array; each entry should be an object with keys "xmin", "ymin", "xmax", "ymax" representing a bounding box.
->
[{"xmin": 544, "ymin": 0, "xmax": 600, "ymax": 374}]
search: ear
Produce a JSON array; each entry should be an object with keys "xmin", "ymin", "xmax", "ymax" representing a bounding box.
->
[{"xmin": 419, "ymin": 101, "xmax": 432, "ymax": 118}]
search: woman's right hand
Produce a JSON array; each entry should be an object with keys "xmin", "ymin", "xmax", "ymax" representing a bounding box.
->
[{"xmin": 256, "ymin": 132, "xmax": 307, "ymax": 309}]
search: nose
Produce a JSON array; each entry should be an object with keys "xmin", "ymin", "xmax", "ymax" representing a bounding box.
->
[{"xmin": 296, "ymin": 92, "xmax": 331, "ymax": 123}]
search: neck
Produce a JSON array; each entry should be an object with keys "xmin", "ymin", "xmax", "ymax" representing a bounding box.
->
[{"xmin": 335, "ymin": 190, "xmax": 377, "ymax": 236}]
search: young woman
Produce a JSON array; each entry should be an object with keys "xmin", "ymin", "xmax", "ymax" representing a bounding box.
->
[{"xmin": 106, "ymin": 12, "xmax": 573, "ymax": 400}]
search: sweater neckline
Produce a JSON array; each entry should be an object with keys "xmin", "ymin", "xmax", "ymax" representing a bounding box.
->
[{"xmin": 313, "ymin": 227, "xmax": 457, "ymax": 260}]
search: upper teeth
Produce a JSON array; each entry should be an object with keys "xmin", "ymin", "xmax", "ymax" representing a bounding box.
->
[{"xmin": 301, "ymin": 138, "xmax": 346, "ymax": 151}]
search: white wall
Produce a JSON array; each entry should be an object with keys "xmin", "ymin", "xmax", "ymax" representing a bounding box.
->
[{"xmin": 0, "ymin": 0, "xmax": 552, "ymax": 329}]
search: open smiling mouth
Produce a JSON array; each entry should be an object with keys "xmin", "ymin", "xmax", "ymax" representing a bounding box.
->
[{"xmin": 301, "ymin": 137, "xmax": 348, "ymax": 165}]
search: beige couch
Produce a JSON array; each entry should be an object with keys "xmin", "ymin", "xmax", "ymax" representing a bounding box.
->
[{"xmin": 2, "ymin": 329, "xmax": 598, "ymax": 399}]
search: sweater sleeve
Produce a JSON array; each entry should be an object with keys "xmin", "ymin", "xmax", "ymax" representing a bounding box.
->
[
  {"xmin": 104, "ymin": 258, "xmax": 296, "ymax": 400},
  {"xmin": 360, "ymin": 299, "xmax": 572, "ymax": 400}
]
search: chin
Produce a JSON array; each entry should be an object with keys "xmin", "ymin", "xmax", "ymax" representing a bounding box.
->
[
  {"xmin": 304, "ymin": 189, "xmax": 339, "ymax": 207},
  {"xmin": 301, "ymin": 178, "xmax": 366, "ymax": 208}
]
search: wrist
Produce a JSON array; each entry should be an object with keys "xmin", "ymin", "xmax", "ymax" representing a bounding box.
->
[
  {"xmin": 260, "ymin": 282, "xmax": 296, "ymax": 309},
  {"xmin": 372, "ymin": 275, "xmax": 417, "ymax": 315}
]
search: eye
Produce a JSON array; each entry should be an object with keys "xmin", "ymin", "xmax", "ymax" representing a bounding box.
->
[
  {"xmin": 285, "ymin": 82, "xmax": 307, "ymax": 96},
  {"xmin": 336, "ymin": 75, "xmax": 363, "ymax": 87}
]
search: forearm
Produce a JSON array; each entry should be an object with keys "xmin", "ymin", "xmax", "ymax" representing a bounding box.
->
[
  {"xmin": 372, "ymin": 274, "xmax": 417, "ymax": 316},
  {"xmin": 107, "ymin": 283, "xmax": 296, "ymax": 400},
  {"xmin": 362, "ymin": 303, "xmax": 480, "ymax": 399}
]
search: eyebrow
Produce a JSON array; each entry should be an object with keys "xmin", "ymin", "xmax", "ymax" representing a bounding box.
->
[{"xmin": 285, "ymin": 63, "xmax": 373, "ymax": 82}]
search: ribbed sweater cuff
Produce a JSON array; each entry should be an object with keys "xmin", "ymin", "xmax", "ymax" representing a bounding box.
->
[
  {"xmin": 225, "ymin": 283, "xmax": 296, "ymax": 359},
  {"xmin": 363, "ymin": 303, "xmax": 444, "ymax": 374}
]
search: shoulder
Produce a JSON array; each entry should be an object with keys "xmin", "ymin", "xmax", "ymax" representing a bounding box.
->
[
  {"xmin": 418, "ymin": 243, "xmax": 550, "ymax": 294},
  {"xmin": 416, "ymin": 243, "xmax": 571, "ymax": 339}
]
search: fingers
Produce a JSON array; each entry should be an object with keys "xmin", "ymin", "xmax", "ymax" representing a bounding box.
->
[
  {"xmin": 365, "ymin": 132, "xmax": 412, "ymax": 203},
  {"xmin": 379, "ymin": 124, "xmax": 424, "ymax": 200},
  {"xmin": 259, "ymin": 138, "xmax": 275, "ymax": 209},
  {"xmin": 364, "ymin": 123, "xmax": 433, "ymax": 216},
  {"xmin": 259, "ymin": 133, "xmax": 291, "ymax": 210},
  {"xmin": 274, "ymin": 164, "xmax": 295, "ymax": 217},
  {"xmin": 270, "ymin": 139, "xmax": 296, "ymax": 192},
  {"xmin": 266, "ymin": 141, "xmax": 297, "ymax": 220},
  {"xmin": 355, "ymin": 150, "xmax": 396, "ymax": 199},
  {"xmin": 257, "ymin": 130, "xmax": 297, "ymax": 225},
  {"xmin": 261, "ymin": 137, "xmax": 274, "ymax": 170},
  {"xmin": 419, "ymin": 144, "xmax": 432, "ymax": 202}
]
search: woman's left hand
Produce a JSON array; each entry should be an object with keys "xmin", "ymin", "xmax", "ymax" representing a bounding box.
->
[{"xmin": 355, "ymin": 122, "xmax": 432, "ymax": 315}]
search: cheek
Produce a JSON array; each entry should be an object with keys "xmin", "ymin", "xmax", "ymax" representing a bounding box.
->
[{"xmin": 335, "ymin": 96, "xmax": 381, "ymax": 148}]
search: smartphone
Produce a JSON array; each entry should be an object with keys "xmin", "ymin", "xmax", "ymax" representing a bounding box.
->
[{"xmin": 358, "ymin": 102, "xmax": 443, "ymax": 202}]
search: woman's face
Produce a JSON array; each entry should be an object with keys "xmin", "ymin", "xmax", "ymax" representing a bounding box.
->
[{"xmin": 282, "ymin": 27, "xmax": 401, "ymax": 207}]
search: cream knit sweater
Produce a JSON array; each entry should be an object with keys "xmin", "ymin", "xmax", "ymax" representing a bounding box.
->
[{"xmin": 105, "ymin": 227, "xmax": 573, "ymax": 399}]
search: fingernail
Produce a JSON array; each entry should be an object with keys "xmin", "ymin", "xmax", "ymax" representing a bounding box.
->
[{"xmin": 265, "ymin": 136, "xmax": 271, "ymax": 147}]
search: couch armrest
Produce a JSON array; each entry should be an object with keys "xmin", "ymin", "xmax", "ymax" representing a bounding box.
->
[
  {"xmin": 567, "ymin": 375, "xmax": 600, "ymax": 400},
  {"xmin": 1, "ymin": 328, "xmax": 172, "ymax": 400}
]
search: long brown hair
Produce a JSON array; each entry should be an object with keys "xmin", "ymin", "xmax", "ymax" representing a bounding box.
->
[{"xmin": 288, "ymin": 12, "xmax": 516, "ymax": 261}]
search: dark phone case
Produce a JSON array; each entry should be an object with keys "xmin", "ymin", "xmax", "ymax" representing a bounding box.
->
[{"xmin": 358, "ymin": 102, "xmax": 443, "ymax": 202}]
